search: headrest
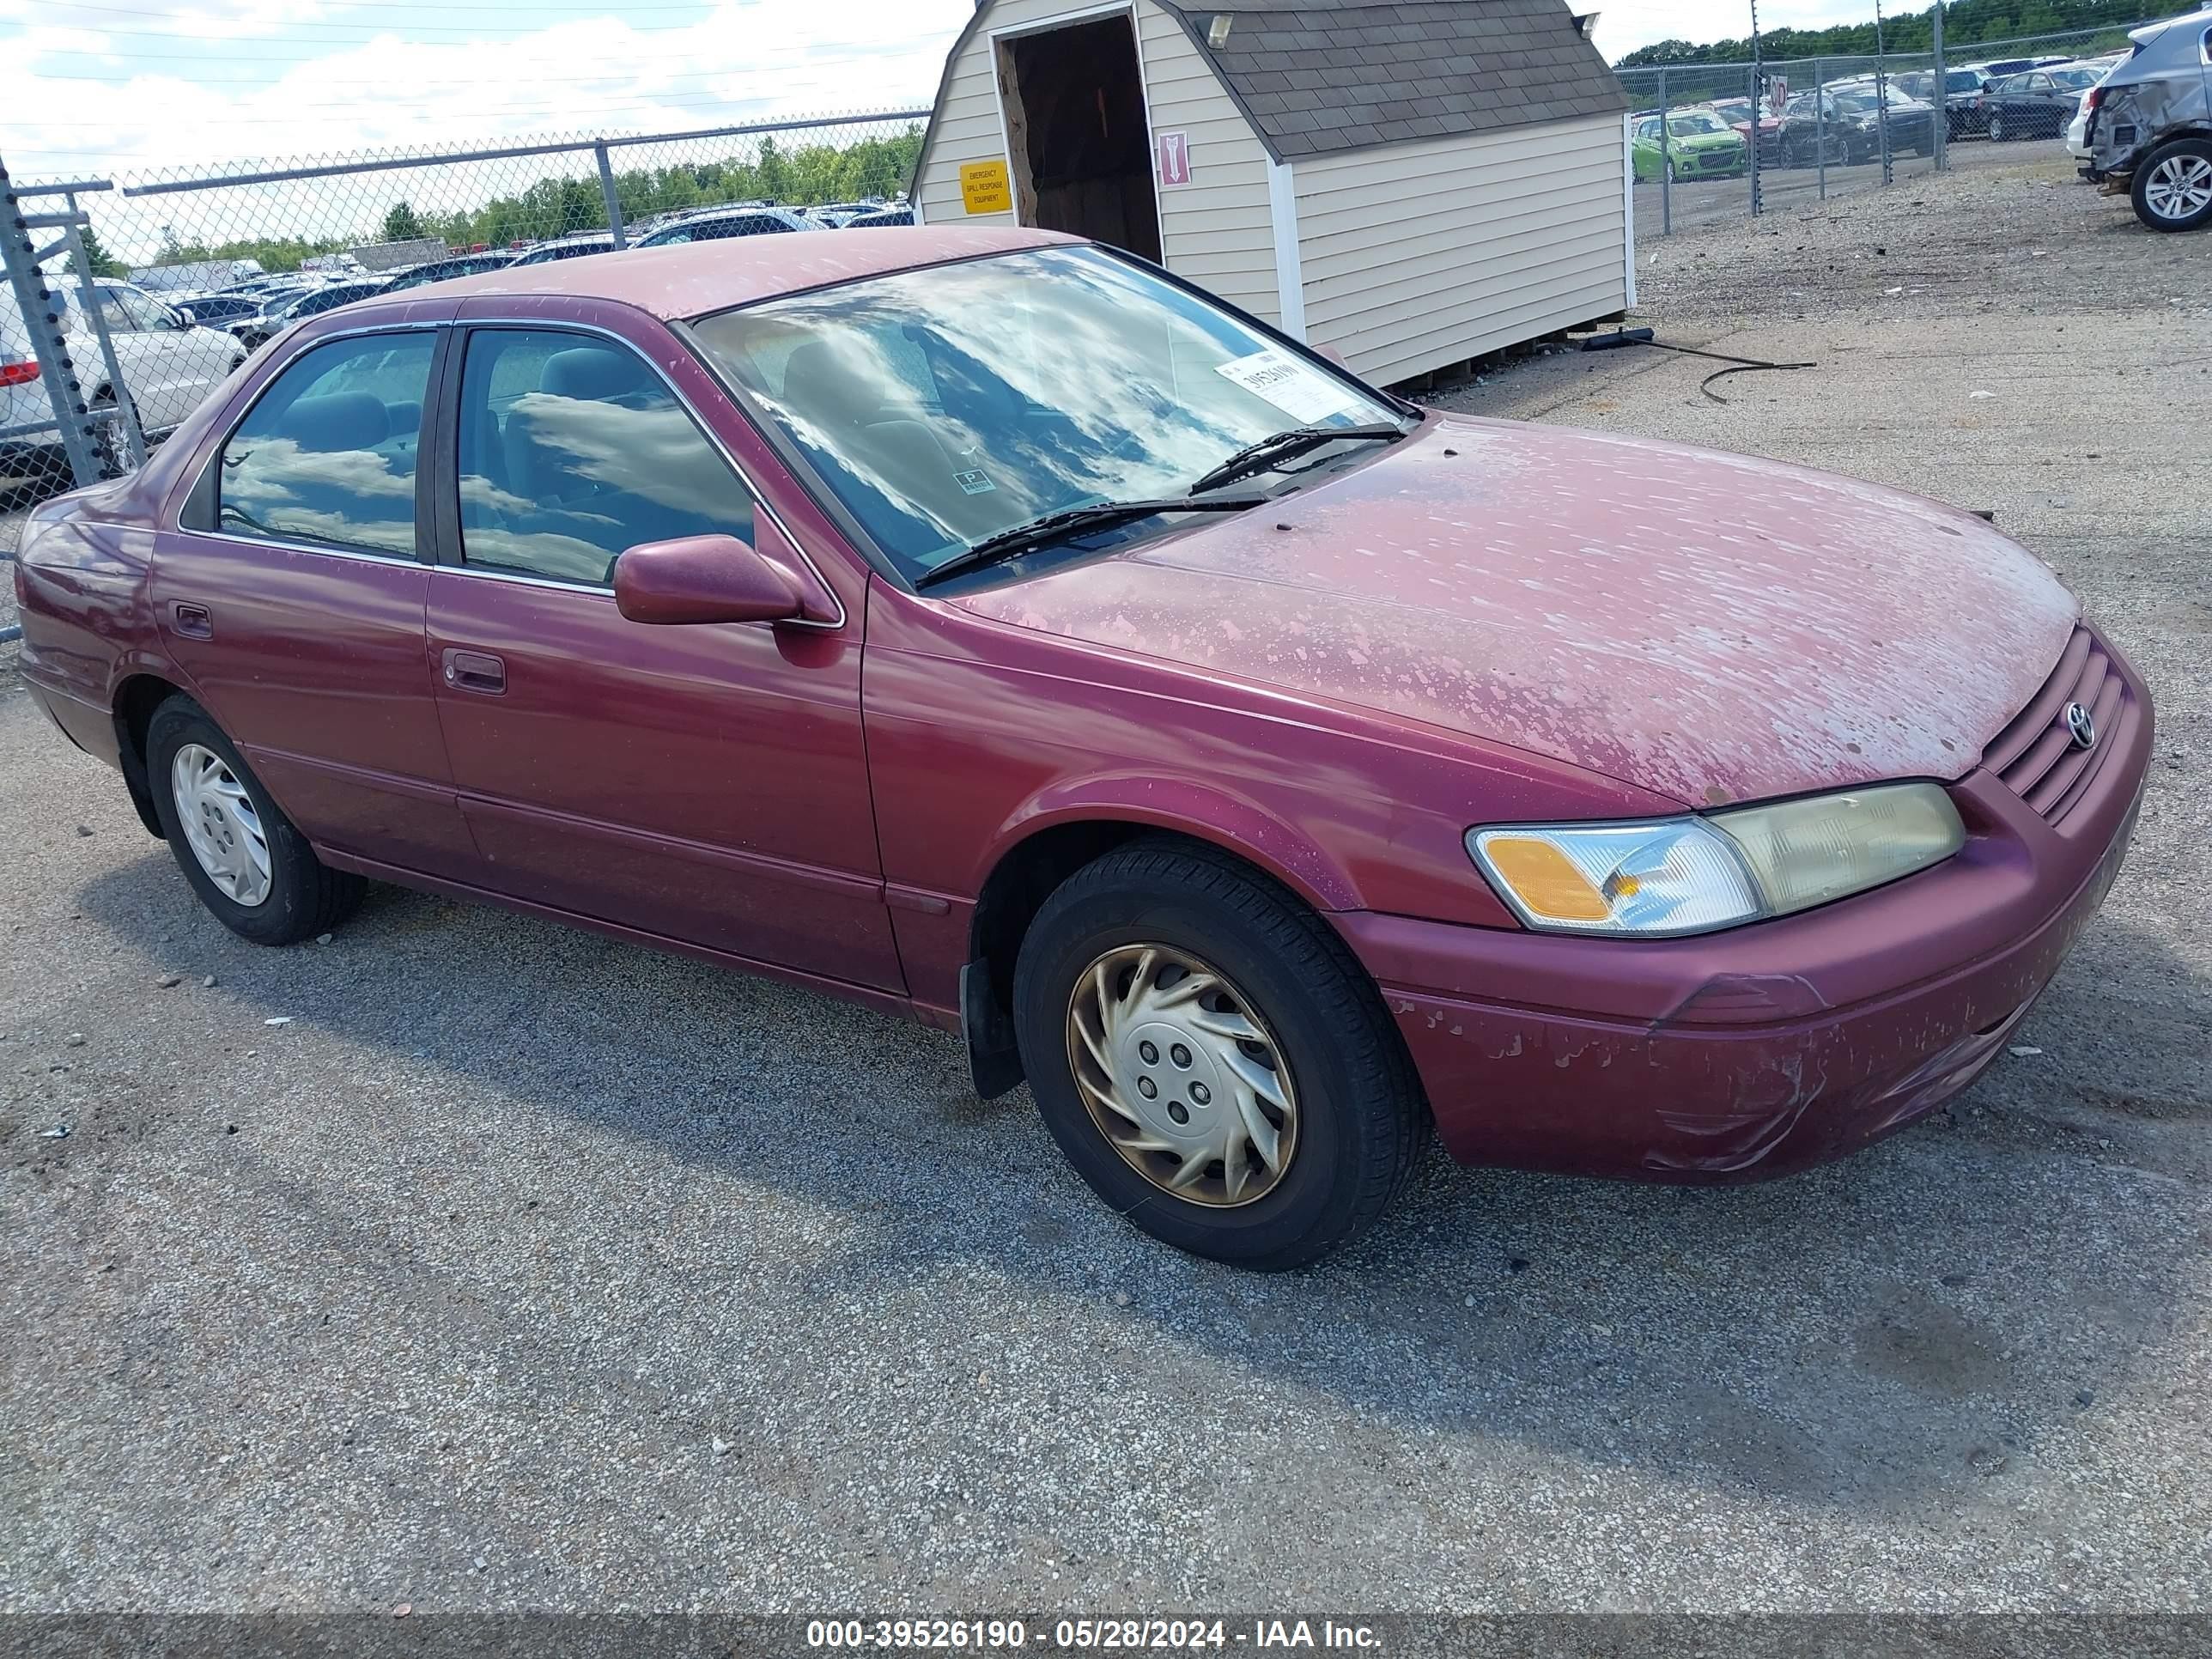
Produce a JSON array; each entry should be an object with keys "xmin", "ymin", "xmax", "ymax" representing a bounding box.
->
[
  {"xmin": 542, "ymin": 344, "xmax": 653, "ymax": 404},
  {"xmin": 281, "ymin": 391, "xmax": 387, "ymax": 453},
  {"xmin": 777, "ymin": 339, "xmax": 890, "ymax": 431}
]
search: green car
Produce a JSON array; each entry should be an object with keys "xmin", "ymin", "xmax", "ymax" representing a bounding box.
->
[{"xmin": 1632, "ymin": 109, "xmax": 1750, "ymax": 183}]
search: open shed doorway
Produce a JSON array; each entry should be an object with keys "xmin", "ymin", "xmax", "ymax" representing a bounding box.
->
[{"xmin": 995, "ymin": 14, "xmax": 1162, "ymax": 261}]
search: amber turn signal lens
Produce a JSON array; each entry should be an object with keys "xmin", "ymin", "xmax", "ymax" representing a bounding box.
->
[{"xmin": 1475, "ymin": 836, "xmax": 1614, "ymax": 922}]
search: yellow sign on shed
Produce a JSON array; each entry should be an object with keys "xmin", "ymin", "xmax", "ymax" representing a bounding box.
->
[{"xmin": 959, "ymin": 159, "xmax": 1012, "ymax": 215}]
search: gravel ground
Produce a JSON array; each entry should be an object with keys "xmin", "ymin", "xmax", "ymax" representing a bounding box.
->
[{"xmin": 4, "ymin": 156, "xmax": 2211, "ymax": 1617}]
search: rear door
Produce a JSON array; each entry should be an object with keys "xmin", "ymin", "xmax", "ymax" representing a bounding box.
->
[
  {"xmin": 154, "ymin": 323, "xmax": 477, "ymax": 875},
  {"xmin": 421, "ymin": 319, "xmax": 900, "ymax": 989}
]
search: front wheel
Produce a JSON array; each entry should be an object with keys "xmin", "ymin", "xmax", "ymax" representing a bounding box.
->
[
  {"xmin": 2132, "ymin": 139, "xmax": 2212, "ymax": 232},
  {"xmin": 146, "ymin": 696, "xmax": 365, "ymax": 945},
  {"xmin": 1013, "ymin": 840, "xmax": 1425, "ymax": 1270}
]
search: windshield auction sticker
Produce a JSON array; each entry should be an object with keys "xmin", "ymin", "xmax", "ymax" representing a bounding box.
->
[{"xmin": 1214, "ymin": 349, "xmax": 1359, "ymax": 425}]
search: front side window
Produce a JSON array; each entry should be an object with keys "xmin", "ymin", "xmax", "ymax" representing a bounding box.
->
[
  {"xmin": 99, "ymin": 286, "xmax": 169, "ymax": 332},
  {"xmin": 455, "ymin": 328, "xmax": 756, "ymax": 586},
  {"xmin": 216, "ymin": 331, "xmax": 432, "ymax": 555},
  {"xmin": 690, "ymin": 246, "xmax": 1402, "ymax": 581}
]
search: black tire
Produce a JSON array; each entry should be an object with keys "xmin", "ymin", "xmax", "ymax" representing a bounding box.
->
[
  {"xmin": 2131, "ymin": 137, "xmax": 2212, "ymax": 233},
  {"xmin": 1989, "ymin": 114, "xmax": 2008, "ymax": 143},
  {"xmin": 145, "ymin": 695, "xmax": 365, "ymax": 945},
  {"xmin": 1012, "ymin": 837, "xmax": 1426, "ymax": 1270}
]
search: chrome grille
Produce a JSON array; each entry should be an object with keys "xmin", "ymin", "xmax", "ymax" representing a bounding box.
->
[{"xmin": 1981, "ymin": 625, "xmax": 2127, "ymax": 823}]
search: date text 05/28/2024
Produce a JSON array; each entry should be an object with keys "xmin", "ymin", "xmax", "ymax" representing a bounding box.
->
[{"xmin": 805, "ymin": 1620, "xmax": 1382, "ymax": 1650}]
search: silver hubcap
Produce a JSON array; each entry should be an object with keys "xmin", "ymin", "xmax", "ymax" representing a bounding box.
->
[
  {"xmin": 2146, "ymin": 155, "xmax": 2212, "ymax": 222},
  {"xmin": 171, "ymin": 743, "xmax": 271, "ymax": 907},
  {"xmin": 1066, "ymin": 943, "xmax": 1298, "ymax": 1207}
]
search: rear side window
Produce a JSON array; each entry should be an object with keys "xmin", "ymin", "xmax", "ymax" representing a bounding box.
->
[
  {"xmin": 453, "ymin": 327, "xmax": 755, "ymax": 586},
  {"xmin": 216, "ymin": 331, "xmax": 434, "ymax": 556}
]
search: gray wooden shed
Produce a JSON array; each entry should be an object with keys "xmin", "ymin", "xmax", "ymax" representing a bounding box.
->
[{"xmin": 911, "ymin": 0, "xmax": 1635, "ymax": 385}]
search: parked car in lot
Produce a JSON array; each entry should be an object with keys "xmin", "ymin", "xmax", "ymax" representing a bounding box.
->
[
  {"xmin": 1705, "ymin": 95, "xmax": 1787, "ymax": 159},
  {"xmin": 1982, "ymin": 63, "xmax": 2109, "ymax": 141},
  {"xmin": 3, "ymin": 276, "xmax": 246, "ymax": 475},
  {"xmin": 2079, "ymin": 6, "xmax": 2212, "ymax": 231},
  {"xmin": 508, "ymin": 232, "xmax": 618, "ymax": 266},
  {"xmin": 1896, "ymin": 65, "xmax": 2002, "ymax": 137},
  {"xmin": 383, "ymin": 251, "xmax": 519, "ymax": 292},
  {"xmin": 633, "ymin": 205, "xmax": 818, "ymax": 246},
  {"xmin": 176, "ymin": 290, "xmax": 297, "ymax": 328},
  {"xmin": 1784, "ymin": 86, "xmax": 1939, "ymax": 161},
  {"xmin": 842, "ymin": 205, "xmax": 916, "ymax": 228},
  {"xmin": 230, "ymin": 277, "xmax": 392, "ymax": 350},
  {"xmin": 10, "ymin": 228, "xmax": 2154, "ymax": 1267},
  {"xmin": 1630, "ymin": 108, "xmax": 1749, "ymax": 181}
]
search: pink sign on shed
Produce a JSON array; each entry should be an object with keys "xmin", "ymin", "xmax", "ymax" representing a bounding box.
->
[{"xmin": 1155, "ymin": 130, "xmax": 1193, "ymax": 188}]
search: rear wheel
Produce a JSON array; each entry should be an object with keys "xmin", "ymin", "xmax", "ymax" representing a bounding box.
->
[
  {"xmin": 91, "ymin": 392, "xmax": 140, "ymax": 478},
  {"xmin": 145, "ymin": 696, "xmax": 365, "ymax": 945},
  {"xmin": 1012, "ymin": 839, "xmax": 1425, "ymax": 1269},
  {"xmin": 2132, "ymin": 139, "xmax": 2212, "ymax": 232}
]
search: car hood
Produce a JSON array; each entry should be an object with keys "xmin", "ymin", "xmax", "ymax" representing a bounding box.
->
[
  {"xmin": 1674, "ymin": 131, "xmax": 1744, "ymax": 149},
  {"xmin": 949, "ymin": 416, "xmax": 2079, "ymax": 807}
]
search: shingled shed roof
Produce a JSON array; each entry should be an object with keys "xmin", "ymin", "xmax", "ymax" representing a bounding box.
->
[{"xmin": 1151, "ymin": 0, "xmax": 1628, "ymax": 159}]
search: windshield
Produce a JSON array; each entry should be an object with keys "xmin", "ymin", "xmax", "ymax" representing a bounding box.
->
[
  {"xmin": 1666, "ymin": 112, "xmax": 1730, "ymax": 136},
  {"xmin": 690, "ymin": 246, "xmax": 1401, "ymax": 581}
]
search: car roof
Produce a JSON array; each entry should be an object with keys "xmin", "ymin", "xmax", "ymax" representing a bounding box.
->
[{"xmin": 402, "ymin": 225, "xmax": 1071, "ymax": 319}]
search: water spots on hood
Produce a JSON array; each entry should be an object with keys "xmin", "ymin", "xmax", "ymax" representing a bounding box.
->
[{"xmin": 950, "ymin": 416, "xmax": 2078, "ymax": 805}]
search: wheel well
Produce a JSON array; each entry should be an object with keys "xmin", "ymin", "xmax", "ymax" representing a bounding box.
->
[
  {"xmin": 969, "ymin": 821, "xmax": 1150, "ymax": 1020},
  {"xmin": 112, "ymin": 673, "xmax": 185, "ymax": 838},
  {"xmin": 963, "ymin": 820, "xmax": 1327, "ymax": 1096}
]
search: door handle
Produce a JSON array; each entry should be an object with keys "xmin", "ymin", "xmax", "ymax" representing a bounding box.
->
[
  {"xmin": 171, "ymin": 601, "xmax": 213, "ymax": 640},
  {"xmin": 441, "ymin": 647, "xmax": 506, "ymax": 695}
]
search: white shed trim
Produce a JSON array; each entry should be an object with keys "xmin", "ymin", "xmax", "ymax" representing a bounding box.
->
[
  {"xmin": 1620, "ymin": 112, "xmax": 1638, "ymax": 310},
  {"xmin": 1265, "ymin": 156, "xmax": 1307, "ymax": 342}
]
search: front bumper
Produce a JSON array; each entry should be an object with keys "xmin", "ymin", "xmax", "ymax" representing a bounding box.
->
[{"xmin": 1340, "ymin": 629, "xmax": 2153, "ymax": 1182}]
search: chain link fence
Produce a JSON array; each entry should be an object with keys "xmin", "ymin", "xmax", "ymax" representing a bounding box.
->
[
  {"xmin": 1618, "ymin": 21, "xmax": 2149, "ymax": 236},
  {"xmin": 2, "ymin": 108, "xmax": 927, "ymax": 562}
]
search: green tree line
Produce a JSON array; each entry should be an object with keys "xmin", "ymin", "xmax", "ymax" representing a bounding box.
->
[
  {"xmin": 1617, "ymin": 0, "xmax": 2148, "ymax": 64},
  {"xmin": 132, "ymin": 126, "xmax": 921, "ymax": 274}
]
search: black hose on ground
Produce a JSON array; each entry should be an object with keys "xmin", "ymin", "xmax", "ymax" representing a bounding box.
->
[{"xmin": 1580, "ymin": 326, "xmax": 1817, "ymax": 405}]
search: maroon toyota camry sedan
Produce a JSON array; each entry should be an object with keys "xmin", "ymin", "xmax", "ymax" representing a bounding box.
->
[{"xmin": 14, "ymin": 227, "xmax": 2151, "ymax": 1267}]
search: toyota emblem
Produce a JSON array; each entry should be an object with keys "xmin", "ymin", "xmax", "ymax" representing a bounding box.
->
[{"xmin": 2063, "ymin": 701, "xmax": 2098, "ymax": 751}]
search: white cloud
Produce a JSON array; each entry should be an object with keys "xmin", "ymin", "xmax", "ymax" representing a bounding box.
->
[{"xmin": 6, "ymin": 0, "xmax": 969, "ymax": 168}]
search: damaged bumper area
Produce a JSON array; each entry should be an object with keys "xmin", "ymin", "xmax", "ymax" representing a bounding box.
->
[{"xmin": 1340, "ymin": 632, "xmax": 2153, "ymax": 1182}]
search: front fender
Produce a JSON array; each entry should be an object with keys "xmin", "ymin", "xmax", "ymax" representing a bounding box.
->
[{"xmin": 981, "ymin": 771, "xmax": 1361, "ymax": 914}]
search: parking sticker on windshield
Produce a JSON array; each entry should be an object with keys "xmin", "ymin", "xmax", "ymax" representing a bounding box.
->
[
  {"xmin": 1214, "ymin": 349, "xmax": 1358, "ymax": 425},
  {"xmin": 954, "ymin": 468, "xmax": 997, "ymax": 495}
]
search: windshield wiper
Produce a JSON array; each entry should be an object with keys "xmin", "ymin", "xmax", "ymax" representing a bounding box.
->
[
  {"xmin": 914, "ymin": 495, "xmax": 1266, "ymax": 590},
  {"xmin": 1186, "ymin": 422, "xmax": 1406, "ymax": 496}
]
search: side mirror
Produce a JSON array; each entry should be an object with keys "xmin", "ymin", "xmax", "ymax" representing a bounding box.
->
[
  {"xmin": 613, "ymin": 533, "xmax": 804, "ymax": 625},
  {"xmin": 173, "ymin": 307, "xmax": 197, "ymax": 328}
]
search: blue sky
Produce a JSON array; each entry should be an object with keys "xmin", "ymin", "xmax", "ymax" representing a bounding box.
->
[{"xmin": 3, "ymin": 0, "xmax": 1877, "ymax": 174}]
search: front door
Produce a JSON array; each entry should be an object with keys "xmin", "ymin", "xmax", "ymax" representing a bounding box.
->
[
  {"xmin": 423, "ymin": 323, "xmax": 900, "ymax": 991},
  {"xmin": 92, "ymin": 284, "xmax": 228, "ymax": 432},
  {"xmin": 152, "ymin": 325, "xmax": 477, "ymax": 875}
]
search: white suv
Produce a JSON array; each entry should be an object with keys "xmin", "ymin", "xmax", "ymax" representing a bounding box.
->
[{"xmin": 3, "ymin": 275, "xmax": 247, "ymax": 481}]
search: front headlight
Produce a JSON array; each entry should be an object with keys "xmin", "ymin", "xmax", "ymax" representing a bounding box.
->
[{"xmin": 1468, "ymin": 782, "xmax": 1965, "ymax": 938}]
